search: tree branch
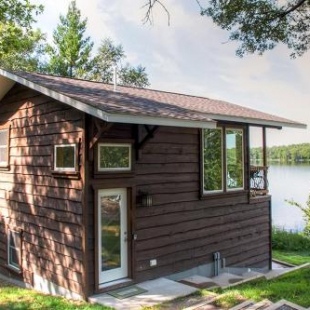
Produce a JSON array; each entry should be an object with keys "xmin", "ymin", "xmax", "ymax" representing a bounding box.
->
[
  {"xmin": 142, "ymin": 0, "xmax": 170, "ymax": 25},
  {"xmin": 279, "ymin": 0, "xmax": 308, "ymax": 18}
]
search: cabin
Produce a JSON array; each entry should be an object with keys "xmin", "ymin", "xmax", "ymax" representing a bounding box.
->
[{"xmin": 0, "ymin": 69, "xmax": 306, "ymax": 300}]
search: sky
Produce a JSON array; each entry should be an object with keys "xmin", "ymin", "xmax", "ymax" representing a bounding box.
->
[{"xmin": 31, "ymin": 0, "xmax": 310, "ymax": 147}]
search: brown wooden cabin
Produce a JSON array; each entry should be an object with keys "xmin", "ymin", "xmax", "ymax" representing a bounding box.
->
[{"xmin": 0, "ymin": 69, "xmax": 305, "ymax": 300}]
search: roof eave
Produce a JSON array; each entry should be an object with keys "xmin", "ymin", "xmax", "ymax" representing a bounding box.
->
[
  {"xmin": 210, "ymin": 115, "xmax": 307, "ymax": 130},
  {"xmin": 0, "ymin": 68, "xmax": 216, "ymax": 129}
]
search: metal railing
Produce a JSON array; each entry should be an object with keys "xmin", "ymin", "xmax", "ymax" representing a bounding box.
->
[{"xmin": 250, "ymin": 165, "xmax": 269, "ymax": 197}]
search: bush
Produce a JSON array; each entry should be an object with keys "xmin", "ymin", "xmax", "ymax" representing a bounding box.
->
[{"xmin": 272, "ymin": 227, "xmax": 310, "ymax": 251}]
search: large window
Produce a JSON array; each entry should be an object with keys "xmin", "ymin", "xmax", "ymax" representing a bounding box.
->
[
  {"xmin": 7, "ymin": 229, "xmax": 22, "ymax": 272},
  {"xmin": 98, "ymin": 143, "xmax": 131, "ymax": 172},
  {"xmin": 203, "ymin": 127, "xmax": 244, "ymax": 193},
  {"xmin": 0, "ymin": 128, "xmax": 9, "ymax": 167}
]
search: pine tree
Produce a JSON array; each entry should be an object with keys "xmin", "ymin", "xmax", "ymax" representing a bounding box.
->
[
  {"xmin": 91, "ymin": 38, "xmax": 150, "ymax": 88},
  {"xmin": 44, "ymin": 0, "xmax": 93, "ymax": 78}
]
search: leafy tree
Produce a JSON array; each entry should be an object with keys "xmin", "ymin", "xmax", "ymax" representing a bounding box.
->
[
  {"xmin": 44, "ymin": 0, "xmax": 93, "ymax": 78},
  {"xmin": 144, "ymin": 0, "xmax": 310, "ymax": 57},
  {"xmin": 90, "ymin": 39, "xmax": 150, "ymax": 87},
  {"xmin": 287, "ymin": 195, "xmax": 310, "ymax": 237},
  {"xmin": 91, "ymin": 39, "xmax": 125, "ymax": 83},
  {"xmin": 0, "ymin": 0, "xmax": 45, "ymax": 70},
  {"xmin": 119, "ymin": 64, "xmax": 149, "ymax": 87}
]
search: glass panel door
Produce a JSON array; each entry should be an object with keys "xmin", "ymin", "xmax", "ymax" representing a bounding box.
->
[{"xmin": 98, "ymin": 188, "xmax": 128, "ymax": 284}]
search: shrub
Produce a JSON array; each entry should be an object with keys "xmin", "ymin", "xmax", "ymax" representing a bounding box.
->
[{"xmin": 272, "ymin": 227, "xmax": 310, "ymax": 251}]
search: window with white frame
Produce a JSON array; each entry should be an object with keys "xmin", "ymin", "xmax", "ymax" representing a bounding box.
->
[
  {"xmin": 0, "ymin": 128, "xmax": 9, "ymax": 167},
  {"xmin": 54, "ymin": 144, "xmax": 77, "ymax": 172},
  {"xmin": 7, "ymin": 229, "xmax": 22, "ymax": 272},
  {"xmin": 203, "ymin": 127, "xmax": 244, "ymax": 193},
  {"xmin": 98, "ymin": 143, "xmax": 131, "ymax": 172}
]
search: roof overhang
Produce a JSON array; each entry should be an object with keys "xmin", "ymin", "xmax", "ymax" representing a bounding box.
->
[
  {"xmin": 0, "ymin": 68, "xmax": 216, "ymax": 129},
  {"xmin": 0, "ymin": 68, "xmax": 306, "ymax": 130}
]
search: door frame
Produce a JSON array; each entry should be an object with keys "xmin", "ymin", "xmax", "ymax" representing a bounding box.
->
[{"xmin": 94, "ymin": 186, "xmax": 134, "ymax": 291}]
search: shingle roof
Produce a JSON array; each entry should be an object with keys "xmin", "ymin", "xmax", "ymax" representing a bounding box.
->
[{"xmin": 0, "ymin": 70, "xmax": 306, "ymax": 129}]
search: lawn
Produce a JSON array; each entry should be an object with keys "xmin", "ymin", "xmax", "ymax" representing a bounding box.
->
[
  {"xmin": 211, "ymin": 266, "xmax": 310, "ymax": 309},
  {"xmin": 273, "ymin": 249, "xmax": 310, "ymax": 266},
  {"xmin": 0, "ymin": 281, "xmax": 112, "ymax": 310}
]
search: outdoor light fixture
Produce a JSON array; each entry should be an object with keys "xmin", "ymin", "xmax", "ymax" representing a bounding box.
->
[{"xmin": 140, "ymin": 192, "xmax": 153, "ymax": 207}]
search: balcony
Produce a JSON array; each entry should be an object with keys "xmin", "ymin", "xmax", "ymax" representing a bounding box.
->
[{"xmin": 250, "ymin": 165, "xmax": 269, "ymax": 197}]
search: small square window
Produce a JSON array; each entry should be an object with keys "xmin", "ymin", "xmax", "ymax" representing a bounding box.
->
[
  {"xmin": 0, "ymin": 129, "xmax": 9, "ymax": 167},
  {"xmin": 7, "ymin": 229, "xmax": 22, "ymax": 272},
  {"xmin": 98, "ymin": 143, "xmax": 131, "ymax": 172},
  {"xmin": 54, "ymin": 144, "xmax": 77, "ymax": 172}
]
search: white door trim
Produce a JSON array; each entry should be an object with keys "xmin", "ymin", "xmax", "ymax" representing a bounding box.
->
[{"xmin": 98, "ymin": 188, "xmax": 128, "ymax": 284}]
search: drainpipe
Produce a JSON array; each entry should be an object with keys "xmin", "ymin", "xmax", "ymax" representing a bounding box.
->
[{"xmin": 213, "ymin": 252, "xmax": 221, "ymax": 276}]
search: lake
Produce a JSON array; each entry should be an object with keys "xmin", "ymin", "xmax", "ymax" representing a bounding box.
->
[{"xmin": 268, "ymin": 164, "xmax": 310, "ymax": 231}]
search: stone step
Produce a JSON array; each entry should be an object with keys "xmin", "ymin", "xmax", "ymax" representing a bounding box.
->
[
  {"xmin": 229, "ymin": 300, "xmax": 256, "ymax": 310},
  {"xmin": 229, "ymin": 299, "xmax": 273, "ymax": 310},
  {"xmin": 265, "ymin": 299, "xmax": 307, "ymax": 310}
]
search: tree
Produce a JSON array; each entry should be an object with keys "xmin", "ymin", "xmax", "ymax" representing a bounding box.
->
[
  {"xmin": 90, "ymin": 38, "xmax": 150, "ymax": 88},
  {"xmin": 287, "ymin": 196, "xmax": 310, "ymax": 236},
  {"xmin": 0, "ymin": 0, "xmax": 45, "ymax": 70},
  {"xmin": 143, "ymin": 0, "xmax": 310, "ymax": 57},
  {"xmin": 44, "ymin": 0, "xmax": 93, "ymax": 78}
]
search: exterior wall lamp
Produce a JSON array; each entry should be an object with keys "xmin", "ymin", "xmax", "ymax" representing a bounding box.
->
[{"xmin": 139, "ymin": 192, "xmax": 153, "ymax": 207}]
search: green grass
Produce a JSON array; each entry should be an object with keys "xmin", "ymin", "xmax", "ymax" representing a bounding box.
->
[
  {"xmin": 273, "ymin": 249, "xmax": 310, "ymax": 266},
  {"xmin": 211, "ymin": 267, "xmax": 310, "ymax": 309},
  {"xmin": 0, "ymin": 282, "xmax": 112, "ymax": 310}
]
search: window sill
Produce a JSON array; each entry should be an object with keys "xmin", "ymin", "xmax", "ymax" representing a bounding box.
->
[
  {"xmin": 5, "ymin": 264, "xmax": 22, "ymax": 275},
  {"xmin": 200, "ymin": 189, "xmax": 248, "ymax": 199},
  {"xmin": 51, "ymin": 170, "xmax": 80, "ymax": 179},
  {"xmin": 0, "ymin": 165, "xmax": 10, "ymax": 171}
]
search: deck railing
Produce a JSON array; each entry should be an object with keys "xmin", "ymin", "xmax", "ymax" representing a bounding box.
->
[{"xmin": 250, "ymin": 165, "xmax": 269, "ymax": 197}]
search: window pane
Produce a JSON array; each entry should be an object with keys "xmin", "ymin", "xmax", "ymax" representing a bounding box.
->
[
  {"xmin": 0, "ymin": 130, "xmax": 7, "ymax": 145},
  {"xmin": 226, "ymin": 129, "xmax": 244, "ymax": 189},
  {"xmin": 0, "ymin": 129, "xmax": 8, "ymax": 165},
  {"xmin": 8, "ymin": 230, "xmax": 21, "ymax": 270},
  {"xmin": 203, "ymin": 129, "xmax": 223, "ymax": 191},
  {"xmin": 55, "ymin": 145, "xmax": 75, "ymax": 169},
  {"xmin": 99, "ymin": 145, "xmax": 130, "ymax": 170}
]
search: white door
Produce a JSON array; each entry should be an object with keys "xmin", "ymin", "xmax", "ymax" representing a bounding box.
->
[{"xmin": 98, "ymin": 188, "xmax": 128, "ymax": 284}]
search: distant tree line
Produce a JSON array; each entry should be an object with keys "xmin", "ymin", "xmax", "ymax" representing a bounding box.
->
[
  {"xmin": 0, "ymin": 0, "xmax": 149, "ymax": 87},
  {"xmin": 251, "ymin": 143, "xmax": 310, "ymax": 165}
]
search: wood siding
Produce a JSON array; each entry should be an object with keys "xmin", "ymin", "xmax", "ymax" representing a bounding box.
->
[
  {"xmin": 0, "ymin": 85, "xmax": 85, "ymax": 296},
  {"xmin": 87, "ymin": 121, "xmax": 271, "ymax": 292}
]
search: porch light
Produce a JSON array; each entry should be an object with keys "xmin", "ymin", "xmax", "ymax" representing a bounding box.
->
[{"xmin": 140, "ymin": 192, "xmax": 153, "ymax": 207}]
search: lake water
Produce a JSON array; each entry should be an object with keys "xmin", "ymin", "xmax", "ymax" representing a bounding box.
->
[{"xmin": 268, "ymin": 164, "xmax": 310, "ymax": 231}]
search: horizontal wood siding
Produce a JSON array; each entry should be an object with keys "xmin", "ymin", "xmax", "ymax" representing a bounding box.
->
[
  {"xmin": 0, "ymin": 84, "xmax": 85, "ymax": 296},
  {"xmin": 87, "ymin": 122, "xmax": 271, "ymax": 290}
]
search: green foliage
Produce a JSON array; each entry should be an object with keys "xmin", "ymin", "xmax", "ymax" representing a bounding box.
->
[
  {"xmin": 201, "ymin": 0, "xmax": 310, "ymax": 57},
  {"xmin": 287, "ymin": 194, "xmax": 310, "ymax": 236},
  {"xmin": 250, "ymin": 143, "xmax": 310, "ymax": 165},
  {"xmin": 43, "ymin": 0, "xmax": 94, "ymax": 78},
  {"xmin": 119, "ymin": 64, "xmax": 150, "ymax": 87},
  {"xmin": 272, "ymin": 227, "xmax": 310, "ymax": 251},
  {"xmin": 0, "ymin": 0, "xmax": 45, "ymax": 70},
  {"xmin": 90, "ymin": 38, "xmax": 150, "ymax": 87}
]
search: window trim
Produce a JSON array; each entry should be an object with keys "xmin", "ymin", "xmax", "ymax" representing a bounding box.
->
[
  {"xmin": 202, "ymin": 127, "xmax": 224, "ymax": 194},
  {"xmin": 0, "ymin": 126, "xmax": 10, "ymax": 169},
  {"xmin": 7, "ymin": 229, "xmax": 22, "ymax": 273},
  {"xmin": 202, "ymin": 125, "xmax": 245, "ymax": 195},
  {"xmin": 225, "ymin": 128, "xmax": 245, "ymax": 192},
  {"xmin": 97, "ymin": 143, "xmax": 132, "ymax": 172},
  {"xmin": 53, "ymin": 143, "xmax": 78, "ymax": 172}
]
